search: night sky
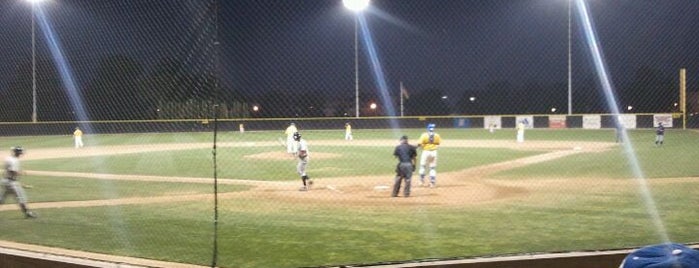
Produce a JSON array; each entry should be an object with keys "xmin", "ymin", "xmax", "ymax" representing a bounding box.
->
[{"xmin": 1, "ymin": 0, "xmax": 698, "ymax": 108}]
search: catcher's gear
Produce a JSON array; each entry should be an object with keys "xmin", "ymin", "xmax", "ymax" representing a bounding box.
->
[
  {"xmin": 11, "ymin": 146, "xmax": 24, "ymax": 156},
  {"xmin": 293, "ymin": 132, "xmax": 302, "ymax": 142}
]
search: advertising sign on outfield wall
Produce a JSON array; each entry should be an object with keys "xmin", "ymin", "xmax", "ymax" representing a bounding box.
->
[
  {"xmin": 549, "ymin": 115, "xmax": 567, "ymax": 129},
  {"xmin": 653, "ymin": 114, "xmax": 673, "ymax": 127},
  {"xmin": 483, "ymin": 116, "xmax": 501, "ymax": 129},
  {"xmin": 618, "ymin": 114, "xmax": 637, "ymax": 129},
  {"xmin": 515, "ymin": 116, "xmax": 534, "ymax": 128},
  {"xmin": 583, "ymin": 115, "xmax": 601, "ymax": 129}
]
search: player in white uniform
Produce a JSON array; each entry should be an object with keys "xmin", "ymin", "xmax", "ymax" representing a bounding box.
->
[
  {"xmin": 516, "ymin": 121, "xmax": 525, "ymax": 143},
  {"xmin": 1, "ymin": 147, "xmax": 37, "ymax": 218},
  {"xmin": 285, "ymin": 123, "xmax": 298, "ymax": 156},
  {"xmin": 294, "ymin": 132, "xmax": 313, "ymax": 191}
]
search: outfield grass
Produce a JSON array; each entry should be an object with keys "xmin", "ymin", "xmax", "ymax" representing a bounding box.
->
[{"xmin": 0, "ymin": 129, "xmax": 697, "ymax": 268}]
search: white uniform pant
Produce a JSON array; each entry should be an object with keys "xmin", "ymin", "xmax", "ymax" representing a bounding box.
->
[
  {"xmin": 517, "ymin": 130, "xmax": 525, "ymax": 143},
  {"xmin": 419, "ymin": 150, "xmax": 438, "ymax": 183},
  {"xmin": 0, "ymin": 178, "xmax": 28, "ymax": 204},
  {"xmin": 75, "ymin": 136, "xmax": 84, "ymax": 148},
  {"xmin": 297, "ymin": 156, "xmax": 308, "ymax": 176}
]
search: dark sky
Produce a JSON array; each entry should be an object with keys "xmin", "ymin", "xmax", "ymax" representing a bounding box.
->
[{"xmin": 2, "ymin": 0, "xmax": 699, "ymax": 104}]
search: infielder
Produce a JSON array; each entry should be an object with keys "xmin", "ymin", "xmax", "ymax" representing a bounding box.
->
[
  {"xmin": 73, "ymin": 127, "xmax": 84, "ymax": 148},
  {"xmin": 345, "ymin": 122, "xmax": 353, "ymax": 141},
  {"xmin": 284, "ymin": 122, "xmax": 298, "ymax": 156},
  {"xmin": 655, "ymin": 122, "xmax": 665, "ymax": 146},
  {"xmin": 417, "ymin": 123, "xmax": 441, "ymax": 187},
  {"xmin": 392, "ymin": 135, "xmax": 417, "ymax": 197},
  {"xmin": 294, "ymin": 132, "xmax": 313, "ymax": 191},
  {"xmin": 1, "ymin": 147, "xmax": 37, "ymax": 218}
]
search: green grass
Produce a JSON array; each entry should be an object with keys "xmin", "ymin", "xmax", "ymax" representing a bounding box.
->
[
  {"xmin": 0, "ymin": 129, "xmax": 698, "ymax": 267},
  {"xmin": 11, "ymin": 176, "xmax": 249, "ymax": 203},
  {"xmin": 26, "ymin": 146, "xmax": 540, "ymax": 181},
  {"xmin": 493, "ymin": 129, "xmax": 699, "ymax": 179}
]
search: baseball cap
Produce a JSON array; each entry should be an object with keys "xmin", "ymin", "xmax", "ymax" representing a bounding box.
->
[
  {"xmin": 427, "ymin": 123, "xmax": 435, "ymax": 131},
  {"xmin": 620, "ymin": 243, "xmax": 699, "ymax": 268},
  {"xmin": 400, "ymin": 135, "xmax": 408, "ymax": 141}
]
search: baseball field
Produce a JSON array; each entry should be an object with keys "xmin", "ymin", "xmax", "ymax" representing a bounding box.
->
[{"xmin": 0, "ymin": 128, "xmax": 698, "ymax": 267}]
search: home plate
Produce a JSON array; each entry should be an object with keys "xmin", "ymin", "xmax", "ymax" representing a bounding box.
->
[{"xmin": 374, "ymin": 185, "xmax": 390, "ymax": 191}]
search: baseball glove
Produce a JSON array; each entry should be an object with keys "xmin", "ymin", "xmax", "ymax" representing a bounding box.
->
[{"xmin": 298, "ymin": 151, "xmax": 307, "ymax": 159}]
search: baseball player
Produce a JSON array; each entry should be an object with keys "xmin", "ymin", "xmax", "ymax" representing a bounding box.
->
[
  {"xmin": 344, "ymin": 122, "xmax": 353, "ymax": 141},
  {"xmin": 73, "ymin": 127, "xmax": 84, "ymax": 148},
  {"xmin": 417, "ymin": 123, "xmax": 441, "ymax": 187},
  {"xmin": 516, "ymin": 121, "xmax": 525, "ymax": 143},
  {"xmin": 655, "ymin": 122, "xmax": 665, "ymax": 146},
  {"xmin": 294, "ymin": 132, "xmax": 313, "ymax": 191},
  {"xmin": 284, "ymin": 122, "xmax": 298, "ymax": 156},
  {"xmin": 1, "ymin": 146, "xmax": 37, "ymax": 218},
  {"xmin": 392, "ymin": 135, "xmax": 417, "ymax": 197}
]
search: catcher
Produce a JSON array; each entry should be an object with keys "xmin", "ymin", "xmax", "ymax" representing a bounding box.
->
[
  {"xmin": 392, "ymin": 135, "xmax": 417, "ymax": 197},
  {"xmin": 294, "ymin": 132, "xmax": 313, "ymax": 191},
  {"xmin": 1, "ymin": 146, "xmax": 37, "ymax": 218}
]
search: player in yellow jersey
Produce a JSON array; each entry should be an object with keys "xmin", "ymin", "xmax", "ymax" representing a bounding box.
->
[
  {"xmin": 73, "ymin": 127, "xmax": 84, "ymax": 148},
  {"xmin": 417, "ymin": 123, "xmax": 441, "ymax": 187},
  {"xmin": 344, "ymin": 122, "xmax": 353, "ymax": 141}
]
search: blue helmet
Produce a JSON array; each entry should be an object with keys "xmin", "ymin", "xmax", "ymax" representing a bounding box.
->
[{"xmin": 427, "ymin": 123, "xmax": 435, "ymax": 131}]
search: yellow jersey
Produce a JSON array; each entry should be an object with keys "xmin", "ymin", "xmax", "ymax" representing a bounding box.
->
[
  {"xmin": 74, "ymin": 129, "xmax": 83, "ymax": 137},
  {"xmin": 418, "ymin": 132, "xmax": 440, "ymax": 151}
]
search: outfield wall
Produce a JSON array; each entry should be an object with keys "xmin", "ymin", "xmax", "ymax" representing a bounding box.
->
[{"xmin": 0, "ymin": 114, "xmax": 688, "ymax": 136}]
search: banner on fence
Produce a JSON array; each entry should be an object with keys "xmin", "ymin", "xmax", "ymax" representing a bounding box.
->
[
  {"xmin": 549, "ymin": 115, "xmax": 567, "ymax": 129},
  {"xmin": 618, "ymin": 114, "xmax": 637, "ymax": 129},
  {"xmin": 515, "ymin": 116, "xmax": 534, "ymax": 128},
  {"xmin": 653, "ymin": 114, "xmax": 673, "ymax": 127},
  {"xmin": 583, "ymin": 115, "xmax": 601, "ymax": 129},
  {"xmin": 484, "ymin": 116, "xmax": 501, "ymax": 129}
]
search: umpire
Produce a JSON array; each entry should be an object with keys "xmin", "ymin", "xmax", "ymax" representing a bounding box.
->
[{"xmin": 392, "ymin": 135, "xmax": 417, "ymax": 197}]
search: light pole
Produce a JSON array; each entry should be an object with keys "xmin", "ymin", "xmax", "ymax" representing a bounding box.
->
[
  {"xmin": 567, "ymin": 0, "xmax": 572, "ymax": 115},
  {"xmin": 343, "ymin": 0, "xmax": 369, "ymax": 118},
  {"xmin": 27, "ymin": 0, "xmax": 46, "ymax": 123}
]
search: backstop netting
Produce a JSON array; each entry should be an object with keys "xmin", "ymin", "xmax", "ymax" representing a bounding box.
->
[{"xmin": 0, "ymin": 1, "xmax": 697, "ymax": 267}]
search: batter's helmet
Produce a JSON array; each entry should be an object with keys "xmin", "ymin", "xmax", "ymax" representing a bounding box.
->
[
  {"xmin": 427, "ymin": 123, "xmax": 436, "ymax": 131},
  {"xmin": 11, "ymin": 146, "xmax": 24, "ymax": 156},
  {"xmin": 293, "ymin": 132, "xmax": 302, "ymax": 141}
]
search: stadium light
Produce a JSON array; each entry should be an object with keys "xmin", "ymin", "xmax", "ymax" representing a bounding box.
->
[
  {"xmin": 25, "ymin": 0, "xmax": 47, "ymax": 123},
  {"xmin": 343, "ymin": 0, "xmax": 370, "ymax": 118},
  {"xmin": 567, "ymin": 0, "xmax": 573, "ymax": 115}
]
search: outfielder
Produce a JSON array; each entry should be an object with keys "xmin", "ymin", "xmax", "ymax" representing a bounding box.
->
[
  {"xmin": 516, "ymin": 121, "xmax": 525, "ymax": 143},
  {"xmin": 73, "ymin": 127, "xmax": 84, "ymax": 148},
  {"xmin": 345, "ymin": 122, "xmax": 353, "ymax": 141},
  {"xmin": 284, "ymin": 122, "xmax": 298, "ymax": 156},
  {"xmin": 655, "ymin": 122, "xmax": 665, "ymax": 146},
  {"xmin": 294, "ymin": 132, "xmax": 313, "ymax": 191},
  {"xmin": 1, "ymin": 146, "xmax": 37, "ymax": 218},
  {"xmin": 417, "ymin": 123, "xmax": 441, "ymax": 187}
]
